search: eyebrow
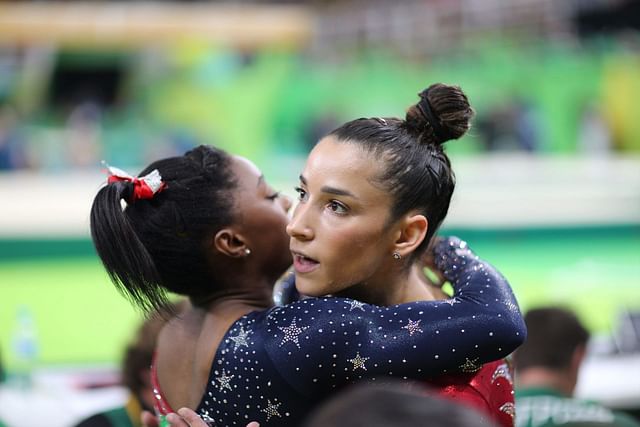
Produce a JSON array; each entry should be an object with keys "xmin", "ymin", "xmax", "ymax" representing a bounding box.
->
[
  {"xmin": 299, "ymin": 174, "xmax": 357, "ymax": 199},
  {"xmin": 257, "ymin": 175, "xmax": 264, "ymax": 188}
]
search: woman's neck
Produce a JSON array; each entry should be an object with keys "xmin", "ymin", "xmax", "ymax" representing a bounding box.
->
[
  {"xmin": 383, "ymin": 263, "xmax": 447, "ymax": 305},
  {"xmin": 338, "ymin": 263, "xmax": 447, "ymax": 306},
  {"xmin": 190, "ymin": 275, "xmax": 275, "ymax": 312},
  {"xmin": 198, "ymin": 252, "xmax": 286, "ymax": 311}
]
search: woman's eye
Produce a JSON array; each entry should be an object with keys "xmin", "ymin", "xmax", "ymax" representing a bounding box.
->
[
  {"xmin": 294, "ymin": 186, "xmax": 308, "ymax": 201},
  {"xmin": 266, "ymin": 191, "xmax": 280, "ymax": 200},
  {"xmin": 328, "ymin": 200, "xmax": 348, "ymax": 214}
]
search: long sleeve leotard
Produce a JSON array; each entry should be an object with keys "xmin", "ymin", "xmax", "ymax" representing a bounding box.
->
[{"xmin": 155, "ymin": 237, "xmax": 526, "ymax": 426}]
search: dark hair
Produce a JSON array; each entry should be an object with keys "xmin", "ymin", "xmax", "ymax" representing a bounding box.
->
[
  {"xmin": 304, "ymin": 380, "xmax": 495, "ymax": 427},
  {"xmin": 90, "ymin": 145, "xmax": 236, "ymax": 313},
  {"xmin": 513, "ymin": 307, "xmax": 590, "ymax": 371},
  {"xmin": 328, "ymin": 83, "xmax": 474, "ymax": 256}
]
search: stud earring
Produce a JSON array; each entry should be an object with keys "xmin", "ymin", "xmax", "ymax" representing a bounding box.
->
[
  {"xmin": 392, "ymin": 252, "xmax": 402, "ymax": 260},
  {"xmin": 244, "ymin": 248, "xmax": 251, "ymax": 256}
]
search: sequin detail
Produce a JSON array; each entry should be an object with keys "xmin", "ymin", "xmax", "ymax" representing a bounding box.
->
[
  {"xmin": 278, "ymin": 318, "xmax": 309, "ymax": 348},
  {"xmin": 348, "ymin": 353, "xmax": 370, "ymax": 371},
  {"xmin": 459, "ymin": 357, "xmax": 482, "ymax": 373},
  {"xmin": 215, "ymin": 369, "xmax": 234, "ymax": 392},
  {"xmin": 499, "ymin": 402, "xmax": 516, "ymax": 418},
  {"xmin": 145, "ymin": 236, "xmax": 528, "ymax": 426},
  {"xmin": 346, "ymin": 300, "xmax": 366, "ymax": 311},
  {"xmin": 491, "ymin": 362, "xmax": 514, "ymax": 385},
  {"xmin": 262, "ymin": 400, "xmax": 283, "ymax": 421},
  {"xmin": 228, "ymin": 326, "xmax": 251, "ymax": 351},
  {"xmin": 402, "ymin": 319, "xmax": 424, "ymax": 336}
]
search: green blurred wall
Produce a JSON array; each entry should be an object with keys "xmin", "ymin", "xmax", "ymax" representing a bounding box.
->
[{"xmin": 1, "ymin": 226, "xmax": 639, "ymax": 370}]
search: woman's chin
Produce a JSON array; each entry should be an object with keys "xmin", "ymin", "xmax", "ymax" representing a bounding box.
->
[{"xmin": 294, "ymin": 279, "xmax": 325, "ymax": 298}]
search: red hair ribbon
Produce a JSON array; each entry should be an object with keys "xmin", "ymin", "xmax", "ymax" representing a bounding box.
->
[{"xmin": 104, "ymin": 163, "xmax": 167, "ymax": 202}]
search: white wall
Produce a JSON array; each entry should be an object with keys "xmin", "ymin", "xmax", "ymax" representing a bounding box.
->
[{"xmin": 1, "ymin": 154, "xmax": 639, "ymax": 238}]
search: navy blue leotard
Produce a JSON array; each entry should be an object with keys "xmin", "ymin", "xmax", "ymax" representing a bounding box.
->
[{"xmin": 161, "ymin": 237, "xmax": 526, "ymax": 426}]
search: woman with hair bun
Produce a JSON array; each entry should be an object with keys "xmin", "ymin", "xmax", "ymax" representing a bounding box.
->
[
  {"xmin": 287, "ymin": 83, "xmax": 516, "ymax": 427},
  {"xmin": 90, "ymin": 83, "xmax": 524, "ymax": 427},
  {"xmin": 289, "ymin": 83, "xmax": 474, "ymax": 301}
]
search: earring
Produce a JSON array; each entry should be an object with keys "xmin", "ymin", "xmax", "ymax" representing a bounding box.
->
[
  {"xmin": 244, "ymin": 248, "xmax": 251, "ymax": 256},
  {"xmin": 392, "ymin": 252, "xmax": 402, "ymax": 260}
]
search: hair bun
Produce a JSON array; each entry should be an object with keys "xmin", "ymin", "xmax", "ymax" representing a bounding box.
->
[{"xmin": 405, "ymin": 83, "xmax": 475, "ymax": 146}]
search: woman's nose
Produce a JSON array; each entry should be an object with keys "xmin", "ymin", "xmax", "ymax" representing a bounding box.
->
[{"xmin": 286, "ymin": 205, "xmax": 313, "ymax": 240}]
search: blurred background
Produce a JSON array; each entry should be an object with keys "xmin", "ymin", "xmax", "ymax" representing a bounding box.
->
[{"xmin": 0, "ymin": 0, "xmax": 639, "ymax": 426}]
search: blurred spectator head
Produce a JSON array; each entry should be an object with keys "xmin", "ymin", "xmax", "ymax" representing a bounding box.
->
[
  {"xmin": 514, "ymin": 306, "xmax": 590, "ymax": 396},
  {"xmin": 0, "ymin": 101, "xmax": 27, "ymax": 170},
  {"xmin": 303, "ymin": 380, "xmax": 495, "ymax": 427}
]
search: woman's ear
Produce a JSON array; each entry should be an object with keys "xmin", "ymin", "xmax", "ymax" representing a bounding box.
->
[
  {"xmin": 393, "ymin": 214, "xmax": 428, "ymax": 258},
  {"xmin": 213, "ymin": 228, "xmax": 250, "ymax": 258}
]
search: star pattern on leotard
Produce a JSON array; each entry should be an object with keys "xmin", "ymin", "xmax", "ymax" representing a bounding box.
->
[
  {"xmin": 278, "ymin": 318, "xmax": 309, "ymax": 348},
  {"xmin": 345, "ymin": 300, "xmax": 366, "ymax": 311},
  {"xmin": 348, "ymin": 352, "xmax": 370, "ymax": 371},
  {"xmin": 491, "ymin": 362, "xmax": 513, "ymax": 385},
  {"xmin": 499, "ymin": 402, "xmax": 516, "ymax": 419},
  {"xmin": 215, "ymin": 369, "xmax": 234, "ymax": 392},
  {"xmin": 199, "ymin": 412, "xmax": 216, "ymax": 426},
  {"xmin": 459, "ymin": 357, "xmax": 481, "ymax": 373},
  {"xmin": 505, "ymin": 301, "xmax": 519, "ymax": 313},
  {"xmin": 402, "ymin": 319, "xmax": 423, "ymax": 336},
  {"xmin": 190, "ymin": 236, "xmax": 526, "ymax": 427},
  {"xmin": 262, "ymin": 399, "xmax": 282, "ymax": 421},
  {"xmin": 228, "ymin": 326, "xmax": 250, "ymax": 351},
  {"xmin": 443, "ymin": 297, "xmax": 460, "ymax": 306}
]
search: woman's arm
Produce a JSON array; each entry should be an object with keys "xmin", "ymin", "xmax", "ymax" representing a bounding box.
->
[{"xmin": 264, "ymin": 236, "xmax": 526, "ymax": 395}]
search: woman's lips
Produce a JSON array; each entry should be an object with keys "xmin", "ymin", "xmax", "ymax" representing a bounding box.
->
[{"xmin": 292, "ymin": 253, "xmax": 319, "ymax": 274}]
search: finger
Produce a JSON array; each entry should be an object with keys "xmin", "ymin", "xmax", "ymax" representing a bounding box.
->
[
  {"xmin": 246, "ymin": 422, "xmax": 261, "ymax": 427},
  {"xmin": 176, "ymin": 408, "xmax": 210, "ymax": 427},
  {"xmin": 166, "ymin": 413, "xmax": 190, "ymax": 427},
  {"xmin": 141, "ymin": 410, "xmax": 160, "ymax": 427}
]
